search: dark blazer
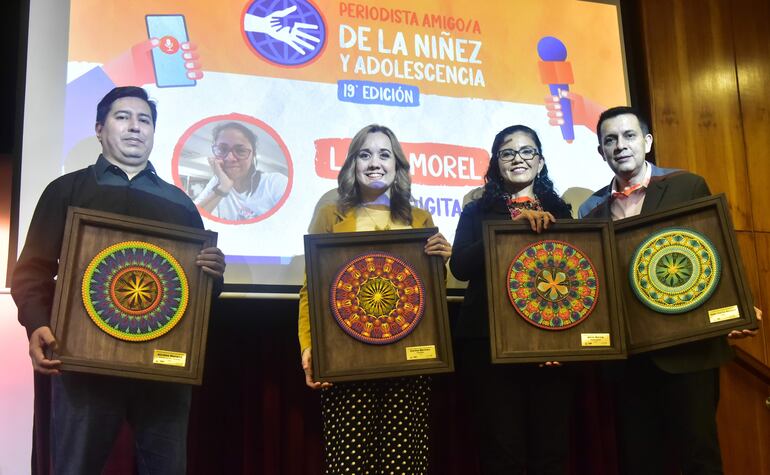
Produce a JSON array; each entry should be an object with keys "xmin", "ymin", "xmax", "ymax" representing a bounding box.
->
[
  {"xmin": 450, "ymin": 199, "xmax": 572, "ymax": 341},
  {"xmin": 582, "ymin": 165, "xmax": 733, "ymax": 374}
]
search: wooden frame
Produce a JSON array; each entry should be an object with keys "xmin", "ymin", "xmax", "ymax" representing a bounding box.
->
[
  {"xmin": 614, "ymin": 194, "xmax": 757, "ymax": 354},
  {"xmin": 484, "ymin": 220, "xmax": 627, "ymax": 363},
  {"xmin": 49, "ymin": 207, "xmax": 217, "ymax": 384},
  {"xmin": 305, "ymin": 228, "xmax": 453, "ymax": 382}
]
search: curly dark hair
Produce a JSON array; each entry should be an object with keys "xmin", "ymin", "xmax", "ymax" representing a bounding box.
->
[
  {"xmin": 336, "ymin": 124, "xmax": 413, "ymax": 225},
  {"xmin": 479, "ymin": 125, "xmax": 571, "ymax": 217}
]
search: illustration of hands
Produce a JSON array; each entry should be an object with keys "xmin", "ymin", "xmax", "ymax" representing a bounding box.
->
[
  {"xmin": 544, "ymin": 90, "xmax": 603, "ymax": 134},
  {"xmin": 244, "ymin": 5, "xmax": 320, "ymax": 55},
  {"xmin": 103, "ymin": 38, "xmax": 203, "ymax": 86}
]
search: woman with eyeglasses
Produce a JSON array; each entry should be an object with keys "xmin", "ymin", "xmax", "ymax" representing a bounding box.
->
[
  {"xmin": 194, "ymin": 121, "xmax": 288, "ymax": 221},
  {"xmin": 298, "ymin": 124, "xmax": 452, "ymax": 474},
  {"xmin": 450, "ymin": 125, "xmax": 573, "ymax": 474}
]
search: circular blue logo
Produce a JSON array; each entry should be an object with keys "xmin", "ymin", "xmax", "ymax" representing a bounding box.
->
[{"xmin": 243, "ymin": 0, "xmax": 326, "ymax": 67}]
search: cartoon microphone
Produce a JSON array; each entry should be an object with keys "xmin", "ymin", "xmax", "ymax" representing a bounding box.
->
[
  {"xmin": 537, "ymin": 36, "xmax": 574, "ymax": 143},
  {"xmin": 163, "ymin": 37, "xmax": 175, "ymax": 53}
]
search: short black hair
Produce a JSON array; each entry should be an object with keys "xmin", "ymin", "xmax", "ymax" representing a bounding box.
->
[
  {"xmin": 596, "ymin": 106, "xmax": 649, "ymax": 143},
  {"xmin": 95, "ymin": 86, "xmax": 157, "ymax": 126}
]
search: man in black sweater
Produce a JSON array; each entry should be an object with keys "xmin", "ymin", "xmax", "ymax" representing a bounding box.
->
[{"xmin": 12, "ymin": 86, "xmax": 225, "ymax": 474}]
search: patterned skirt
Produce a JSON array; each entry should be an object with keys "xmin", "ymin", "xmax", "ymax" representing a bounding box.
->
[{"xmin": 321, "ymin": 375, "xmax": 430, "ymax": 474}]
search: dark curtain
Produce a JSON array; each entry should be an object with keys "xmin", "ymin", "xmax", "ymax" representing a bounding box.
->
[{"xmin": 32, "ymin": 298, "xmax": 621, "ymax": 474}]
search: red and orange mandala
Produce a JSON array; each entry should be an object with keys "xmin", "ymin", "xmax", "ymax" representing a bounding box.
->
[
  {"xmin": 507, "ymin": 240, "xmax": 598, "ymax": 330},
  {"xmin": 330, "ymin": 252, "xmax": 425, "ymax": 345}
]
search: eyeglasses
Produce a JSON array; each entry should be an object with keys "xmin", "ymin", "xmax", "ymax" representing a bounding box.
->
[
  {"xmin": 212, "ymin": 144, "xmax": 253, "ymax": 160},
  {"xmin": 497, "ymin": 148, "xmax": 540, "ymax": 162}
]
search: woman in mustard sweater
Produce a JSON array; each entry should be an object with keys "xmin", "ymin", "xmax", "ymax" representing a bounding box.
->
[{"xmin": 298, "ymin": 124, "xmax": 451, "ymax": 474}]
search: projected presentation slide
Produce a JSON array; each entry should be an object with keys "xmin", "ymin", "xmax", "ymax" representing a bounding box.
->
[{"xmin": 23, "ymin": 0, "xmax": 628, "ymax": 290}]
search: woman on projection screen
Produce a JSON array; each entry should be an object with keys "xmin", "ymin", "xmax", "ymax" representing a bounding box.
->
[
  {"xmin": 450, "ymin": 124, "xmax": 575, "ymax": 474},
  {"xmin": 297, "ymin": 124, "xmax": 451, "ymax": 474},
  {"xmin": 194, "ymin": 121, "xmax": 287, "ymax": 221}
]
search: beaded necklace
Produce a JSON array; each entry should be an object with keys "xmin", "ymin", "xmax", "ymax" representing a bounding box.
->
[{"xmin": 503, "ymin": 194, "xmax": 542, "ymax": 220}]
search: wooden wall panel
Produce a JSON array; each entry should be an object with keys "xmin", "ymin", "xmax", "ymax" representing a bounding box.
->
[
  {"xmin": 639, "ymin": 0, "xmax": 752, "ymax": 230},
  {"xmin": 755, "ymin": 232, "xmax": 770, "ymax": 368},
  {"xmin": 634, "ymin": 0, "xmax": 770, "ymax": 471},
  {"xmin": 732, "ymin": 232, "xmax": 766, "ymax": 363},
  {"xmin": 732, "ymin": 0, "xmax": 770, "ymax": 233},
  {"xmin": 717, "ymin": 361, "xmax": 770, "ymax": 475}
]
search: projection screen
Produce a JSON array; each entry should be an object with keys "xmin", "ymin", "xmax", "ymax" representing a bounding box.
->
[{"xmin": 19, "ymin": 0, "xmax": 629, "ymax": 293}]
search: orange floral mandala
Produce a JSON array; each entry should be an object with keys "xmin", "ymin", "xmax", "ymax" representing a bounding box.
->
[{"xmin": 507, "ymin": 240, "xmax": 598, "ymax": 330}]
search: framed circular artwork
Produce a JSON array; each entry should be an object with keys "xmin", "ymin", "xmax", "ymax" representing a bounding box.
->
[
  {"xmin": 507, "ymin": 240, "xmax": 599, "ymax": 330},
  {"xmin": 330, "ymin": 251, "xmax": 425, "ymax": 344},
  {"xmin": 81, "ymin": 241, "xmax": 189, "ymax": 342},
  {"xmin": 629, "ymin": 227, "xmax": 721, "ymax": 314}
]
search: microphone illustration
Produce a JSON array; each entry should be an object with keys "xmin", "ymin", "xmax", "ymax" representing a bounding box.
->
[
  {"xmin": 537, "ymin": 36, "xmax": 575, "ymax": 143},
  {"xmin": 163, "ymin": 38, "xmax": 175, "ymax": 53}
]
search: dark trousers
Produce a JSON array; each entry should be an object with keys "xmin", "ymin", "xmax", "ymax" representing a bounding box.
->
[
  {"xmin": 51, "ymin": 372, "xmax": 191, "ymax": 475},
  {"xmin": 458, "ymin": 340, "xmax": 574, "ymax": 475},
  {"xmin": 615, "ymin": 356, "xmax": 722, "ymax": 475}
]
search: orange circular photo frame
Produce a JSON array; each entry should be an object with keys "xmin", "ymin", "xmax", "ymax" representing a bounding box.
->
[{"xmin": 172, "ymin": 113, "xmax": 294, "ymax": 225}]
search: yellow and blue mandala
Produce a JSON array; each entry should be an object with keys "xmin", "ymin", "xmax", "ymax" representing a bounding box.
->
[
  {"xmin": 629, "ymin": 228, "xmax": 721, "ymax": 314},
  {"xmin": 81, "ymin": 241, "xmax": 189, "ymax": 342}
]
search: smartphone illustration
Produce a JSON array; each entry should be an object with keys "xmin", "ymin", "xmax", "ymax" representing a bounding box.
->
[{"xmin": 145, "ymin": 14, "xmax": 196, "ymax": 88}]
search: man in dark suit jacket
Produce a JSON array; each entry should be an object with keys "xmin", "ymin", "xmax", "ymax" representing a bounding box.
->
[{"xmin": 580, "ymin": 106, "xmax": 757, "ymax": 474}]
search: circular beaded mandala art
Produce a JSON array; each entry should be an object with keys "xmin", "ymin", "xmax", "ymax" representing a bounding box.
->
[
  {"xmin": 330, "ymin": 252, "xmax": 425, "ymax": 345},
  {"xmin": 629, "ymin": 227, "xmax": 721, "ymax": 314},
  {"xmin": 81, "ymin": 241, "xmax": 189, "ymax": 342},
  {"xmin": 507, "ymin": 240, "xmax": 599, "ymax": 330}
]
